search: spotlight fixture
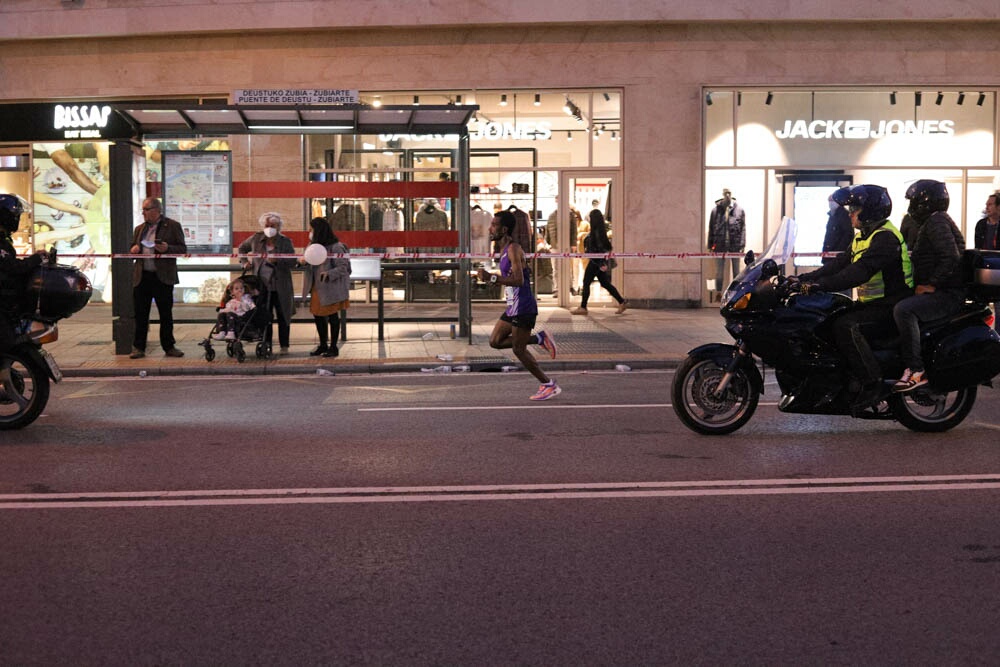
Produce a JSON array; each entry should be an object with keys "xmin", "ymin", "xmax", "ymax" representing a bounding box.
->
[
  {"xmin": 611, "ymin": 131, "xmax": 618, "ymax": 141},
  {"xmin": 562, "ymin": 97, "xmax": 584, "ymax": 122},
  {"xmin": 765, "ymin": 91, "xmax": 773, "ymax": 105},
  {"xmin": 737, "ymin": 92, "xmax": 742, "ymax": 106},
  {"xmin": 705, "ymin": 92, "xmax": 713, "ymax": 106},
  {"xmin": 957, "ymin": 92, "xmax": 966, "ymax": 105},
  {"xmin": 603, "ymin": 92, "xmax": 611, "ymax": 102},
  {"xmin": 890, "ymin": 91, "xmax": 897, "ymax": 105},
  {"xmin": 372, "ymin": 96, "xmax": 382, "ymax": 108},
  {"xmin": 935, "ymin": 92, "xmax": 943, "ymax": 105},
  {"xmin": 412, "ymin": 95, "xmax": 419, "ymax": 105},
  {"xmin": 455, "ymin": 94, "xmax": 463, "ymax": 105},
  {"xmin": 915, "ymin": 91, "xmax": 922, "ymax": 107},
  {"xmin": 534, "ymin": 93, "xmax": 541, "ymax": 106},
  {"xmin": 978, "ymin": 92, "xmax": 986, "ymax": 106},
  {"xmin": 500, "ymin": 94, "xmax": 508, "ymax": 106},
  {"xmin": 566, "ymin": 131, "xmax": 573, "ymax": 142}
]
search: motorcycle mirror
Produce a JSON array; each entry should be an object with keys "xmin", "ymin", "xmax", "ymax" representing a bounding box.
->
[
  {"xmin": 743, "ymin": 250, "xmax": 755, "ymax": 266},
  {"xmin": 760, "ymin": 259, "xmax": 779, "ymax": 279}
]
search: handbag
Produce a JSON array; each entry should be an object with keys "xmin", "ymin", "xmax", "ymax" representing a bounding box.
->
[{"xmin": 608, "ymin": 257, "xmax": 618, "ymax": 270}]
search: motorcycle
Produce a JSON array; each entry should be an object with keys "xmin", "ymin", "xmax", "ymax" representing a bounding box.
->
[
  {"xmin": 673, "ymin": 217, "xmax": 1000, "ymax": 435},
  {"xmin": 0, "ymin": 249, "xmax": 92, "ymax": 430}
]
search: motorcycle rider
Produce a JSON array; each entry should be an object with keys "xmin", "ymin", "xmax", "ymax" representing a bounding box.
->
[
  {"xmin": 797, "ymin": 184, "xmax": 914, "ymax": 408},
  {"xmin": 0, "ymin": 194, "xmax": 49, "ymax": 355},
  {"xmin": 891, "ymin": 180, "xmax": 966, "ymax": 392}
]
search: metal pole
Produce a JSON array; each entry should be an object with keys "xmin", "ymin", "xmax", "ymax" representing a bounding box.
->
[{"xmin": 457, "ymin": 129, "xmax": 472, "ymax": 340}]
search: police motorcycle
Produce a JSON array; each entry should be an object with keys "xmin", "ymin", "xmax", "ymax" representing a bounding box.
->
[
  {"xmin": 672, "ymin": 217, "xmax": 1000, "ymax": 435},
  {"xmin": 1, "ymin": 246, "xmax": 92, "ymax": 430}
]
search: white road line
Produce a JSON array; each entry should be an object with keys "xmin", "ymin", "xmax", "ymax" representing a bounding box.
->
[
  {"xmin": 3, "ymin": 474, "xmax": 999, "ymax": 510},
  {"xmin": 358, "ymin": 403, "xmax": 671, "ymax": 411}
]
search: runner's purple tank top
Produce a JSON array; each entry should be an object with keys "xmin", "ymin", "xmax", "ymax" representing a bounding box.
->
[{"xmin": 500, "ymin": 245, "xmax": 537, "ymax": 317}]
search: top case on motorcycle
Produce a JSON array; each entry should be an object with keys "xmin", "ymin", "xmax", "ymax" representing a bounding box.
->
[{"xmin": 962, "ymin": 249, "xmax": 1000, "ymax": 301}]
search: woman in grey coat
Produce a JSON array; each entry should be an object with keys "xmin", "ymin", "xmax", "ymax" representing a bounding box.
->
[
  {"xmin": 301, "ymin": 217, "xmax": 351, "ymax": 357},
  {"xmin": 238, "ymin": 211, "xmax": 297, "ymax": 354}
]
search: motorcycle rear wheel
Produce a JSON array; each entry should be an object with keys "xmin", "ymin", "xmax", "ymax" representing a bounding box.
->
[
  {"xmin": 0, "ymin": 351, "xmax": 50, "ymax": 430},
  {"xmin": 889, "ymin": 384, "xmax": 977, "ymax": 433},
  {"xmin": 672, "ymin": 356, "xmax": 759, "ymax": 435}
]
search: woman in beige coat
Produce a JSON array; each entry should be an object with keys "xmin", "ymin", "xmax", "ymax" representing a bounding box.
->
[{"xmin": 301, "ymin": 217, "xmax": 351, "ymax": 357}]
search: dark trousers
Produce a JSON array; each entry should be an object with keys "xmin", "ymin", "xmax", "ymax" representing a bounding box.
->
[
  {"xmin": 265, "ymin": 291, "xmax": 290, "ymax": 348},
  {"xmin": 580, "ymin": 260, "xmax": 624, "ymax": 308},
  {"xmin": 314, "ymin": 312, "xmax": 341, "ymax": 348},
  {"xmin": 830, "ymin": 302, "xmax": 896, "ymax": 385},
  {"xmin": 133, "ymin": 270, "xmax": 175, "ymax": 352}
]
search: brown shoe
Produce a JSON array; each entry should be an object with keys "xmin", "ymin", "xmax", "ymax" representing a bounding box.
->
[
  {"xmin": 570, "ymin": 307, "xmax": 588, "ymax": 315},
  {"xmin": 164, "ymin": 348, "xmax": 184, "ymax": 358},
  {"xmin": 129, "ymin": 347, "xmax": 145, "ymax": 359},
  {"xmin": 616, "ymin": 300, "xmax": 629, "ymax": 315}
]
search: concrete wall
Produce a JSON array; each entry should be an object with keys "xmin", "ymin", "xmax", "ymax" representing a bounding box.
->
[{"xmin": 2, "ymin": 14, "xmax": 1000, "ymax": 303}]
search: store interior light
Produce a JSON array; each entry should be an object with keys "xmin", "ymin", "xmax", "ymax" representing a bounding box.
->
[
  {"xmin": 705, "ymin": 92, "xmax": 713, "ymax": 106},
  {"xmin": 890, "ymin": 91, "xmax": 897, "ymax": 105},
  {"xmin": 603, "ymin": 92, "xmax": 611, "ymax": 101},
  {"xmin": 957, "ymin": 92, "xmax": 965, "ymax": 105},
  {"xmin": 915, "ymin": 91, "xmax": 922, "ymax": 107},
  {"xmin": 534, "ymin": 93, "xmax": 541, "ymax": 106},
  {"xmin": 765, "ymin": 92, "xmax": 773, "ymax": 105},
  {"xmin": 500, "ymin": 94, "xmax": 508, "ymax": 106},
  {"xmin": 611, "ymin": 130, "xmax": 618, "ymax": 141},
  {"xmin": 372, "ymin": 96, "xmax": 382, "ymax": 108},
  {"xmin": 413, "ymin": 95, "xmax": 419, "ymax": 105},
  {"xmin": 935, "ymin": 92, "xmax": 944, "ymax": 105},
  {"xmin": 737, "ymin": 92, "xmax": 742, "ymax": 106},
  {"xmin": 455, "ymin": 94, "xmax": 463, "ymax": 105},
  {"xmin": 567, "ymin": 131, "xmax": 573, "ymax": 141},
  {"xmin": 978, "ymin": 92, "xmax": 986, "ymax": 106}
]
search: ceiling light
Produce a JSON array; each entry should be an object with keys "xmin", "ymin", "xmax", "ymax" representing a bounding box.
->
[
  {"xmin": 765, "ymin": 92, "xmax": 773, "ymax": 105},
  {"xmin": 566, "ymin": 131, "xmax": 573, "ymax": 141},
  {"xmin": 412, "ymin": 95, "xmax": 419, "ymax": 105},
  {"xmin": 978, "ymin": 92, "xmax": 986, "ymax": 106},
  {"xmin": 890, "ymin": 91, "xmax": 897, "ymax": 105},
  {"xmin": 455, "ymin": 94, "xmax": 463, "ymax": 105},
  {"xmin": 611, "ymin": 131, "xmax": 618, "ymax": 141},
  {"xmin": 603, "ymin": 92, "xmax": 611, "ymax": 102},
  {"xmin": 372, "ymin": 96, "xmax": 382, "ymax": 108},
  {"xmin": 915, "ymin": 91, "xmax": 922, "ymax": 107},
  {"xmin": 705, "ymin": 92, "xmax": 713, "ymax": 106},
  {"xmin": 957, "ymin": 92, "xmax": 966, "ymax": 105},
  {"xmin": 534, "ymin": 94, "xmax": 541, "ymax": 106},
  {"xmin": 500, "ymin": 94, "xmax": 508, "ymax": 106},
  {"xmin": 935, "ymin": 92, "xmax": 943, "ymax": 105}
]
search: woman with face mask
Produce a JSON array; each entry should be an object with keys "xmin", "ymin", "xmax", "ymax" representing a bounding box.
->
[{"xmin": 238, "ymin": 211, "xmax": 297, "ymax": 354}]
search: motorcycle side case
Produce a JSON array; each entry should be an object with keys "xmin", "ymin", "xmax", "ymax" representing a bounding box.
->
[
  {"xmin": 929, "ymin": 324, "xmax": 1000, "ymax": 391},
  {"xmin": 962, "ymin": 249, "xmax": 1000, "ymax": 301}
]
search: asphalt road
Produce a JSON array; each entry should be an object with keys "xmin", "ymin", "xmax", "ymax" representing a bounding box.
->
[{"xmin": 1, "ymin": 371, "xmax": 999, "ymax": 665}]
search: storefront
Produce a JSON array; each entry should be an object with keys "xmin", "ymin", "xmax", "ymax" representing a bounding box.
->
[{"xmin": 702, "ymin": 87, "xmax": 1000, "ymax": 299}]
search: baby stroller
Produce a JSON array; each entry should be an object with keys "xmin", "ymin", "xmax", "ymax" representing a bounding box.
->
[{"xmin": 199, "ymin": 274, "xmax": 273, "ymax": 362}]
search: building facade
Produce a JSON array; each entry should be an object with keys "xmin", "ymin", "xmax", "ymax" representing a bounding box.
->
[{"xmin": 2, "ymin": 1, "xmax": 1000, "ymax": 308}]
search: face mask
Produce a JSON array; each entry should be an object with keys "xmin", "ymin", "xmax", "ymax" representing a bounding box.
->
[{"xmin": 263, "ymin": 227, "xmax": 278, "ymax": 238}]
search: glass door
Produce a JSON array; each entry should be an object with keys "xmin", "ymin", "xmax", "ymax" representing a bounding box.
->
[{"xmin": 556, "ymin": 171, "xmax": 621, "ymax": 309}]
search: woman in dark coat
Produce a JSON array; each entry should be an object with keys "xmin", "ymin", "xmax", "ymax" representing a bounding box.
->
[
  {"xmin": 300, "ymin": 217, "xmax": 351, "ymax": 357},
  {"xmin": 571, "ymin": 209, "xmax": 628, "ymax": 315}
]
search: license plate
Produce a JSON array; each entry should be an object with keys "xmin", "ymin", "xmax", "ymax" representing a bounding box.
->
[{"xmin": 39, "ymin": 349, "xmax": 63, "ymax": 383}]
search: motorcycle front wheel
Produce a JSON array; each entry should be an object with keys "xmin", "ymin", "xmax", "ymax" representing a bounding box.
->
[
  {"xmin": 672, "ymin": 356, "xmax": 759, "ymax": 435},
  {"xmin": 889, "ymin": 384, "xmax": 977, "ymax": 433},
  {"xmin": 0, "ymin": 350, "xmax": 50, "ymax": 430}
]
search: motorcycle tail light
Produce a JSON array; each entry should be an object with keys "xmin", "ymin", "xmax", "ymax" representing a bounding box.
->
[
  {"xmin": 731, "ymin": 293, "xmax": 752, "ymax": 311},
  {"xmin": 986, "ymin": 312, "xmax": 996, "ymax": 329}
]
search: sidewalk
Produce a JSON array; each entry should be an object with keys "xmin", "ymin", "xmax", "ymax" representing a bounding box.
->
[{"xmin": 47, "ymin": 303, "xmax": 731, "ymax": 377}]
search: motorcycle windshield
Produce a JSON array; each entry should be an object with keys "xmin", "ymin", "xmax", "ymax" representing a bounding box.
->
[{"xmin": 735, "ymin": 216, "xmax": 798, "ymax": 282}]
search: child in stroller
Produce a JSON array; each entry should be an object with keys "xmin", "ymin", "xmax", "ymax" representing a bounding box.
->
[
  {"xmin": 200, "ymin": 275, "xmax": 272, "ymax": 362},
  {"xmin": 212, "ymin": 276, "xmax": 254, "ymax": 341}
]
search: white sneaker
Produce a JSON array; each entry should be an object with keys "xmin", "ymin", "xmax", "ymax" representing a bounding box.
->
[
  {"xmin": 211, "ymin": 332, "xmax": 226, "ymax": 341},
  {"xmin": 225, "ymin": 331, "xmax": 236, "ymax": 340},
  {"xmin": 892, "ymin": 368, "xmax": 927, "ymax": 393}
]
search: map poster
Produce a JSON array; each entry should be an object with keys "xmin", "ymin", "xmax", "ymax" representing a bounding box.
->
[{"xmin": 161, "ymin": 150, "xmax": 232, "ymax": 251}]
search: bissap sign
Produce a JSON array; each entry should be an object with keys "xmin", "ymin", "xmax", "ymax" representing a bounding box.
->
[
  {"xmin": 775, "ymin": 119, "xmax": 955, "ymax": 140},
  {"xmin": 53, "ymin": 104, "xmax": 114, "ymax": 139}
]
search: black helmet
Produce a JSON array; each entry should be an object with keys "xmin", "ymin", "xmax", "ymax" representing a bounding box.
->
[
  {"xmin": 905, "ymin": 179, "xmax": 950, "ymax": 221},
  {"xmin": 0, "ymin": 193, "xmax": 24, "ymax": 234},
  {"xmin": 843, "ymin": 184, "xmax": 892, "ymax": 230},
  {"xmin": 830, "ymin": 186, "xmax": 853, "ymax": 208}
]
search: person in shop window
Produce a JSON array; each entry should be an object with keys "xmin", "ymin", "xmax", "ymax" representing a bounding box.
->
[
  {"xmin": 796, "ymin": 184, "xmax": 913, "ymax": 411},
  {"xmin": 973, "ymin": 191, "xmax": 1000, "ymax": 331},
  {"xmin": 707, "ymin": 188, "xmax": 745, "ymax": 293}
]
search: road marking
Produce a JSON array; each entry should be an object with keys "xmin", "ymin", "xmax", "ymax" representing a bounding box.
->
[
  {"xmin": 358, "ymin": 403, "xmax": 671, "ymax": 411},
  {"xmin": 3, "ymin": 474, "xmax": 999, "ymax": 510}
]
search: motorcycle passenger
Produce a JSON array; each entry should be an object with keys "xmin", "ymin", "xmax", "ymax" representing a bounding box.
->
[
  {"xmin": 797, "ymin": 184, "xmax": 914, "ymax": 407},
  {"xmin": 891, "ymin": 180, "xmax": 966, "ymax": 392},
  {"xmin": 0, "ymin": 194, "xmax": 49, "ymax": 355}
]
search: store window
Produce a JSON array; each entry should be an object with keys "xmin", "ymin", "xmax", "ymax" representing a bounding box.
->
[{"xmin": 703, "ymin": 87, "xmax": 1000, "ymax": 299}]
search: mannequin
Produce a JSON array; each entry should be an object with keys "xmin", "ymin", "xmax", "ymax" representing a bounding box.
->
[
  {"xmin": 707, "ymin": 188, "xmax": 745, "ymax": 295},
  {"xmin": 470, "ymin": 204, "xmax": 493, "ymax": 257}
]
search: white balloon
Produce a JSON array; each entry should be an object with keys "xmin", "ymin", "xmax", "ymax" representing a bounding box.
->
[{"xmin": 303, "ymin": 243, "xmax": 328, "ymax": 266}]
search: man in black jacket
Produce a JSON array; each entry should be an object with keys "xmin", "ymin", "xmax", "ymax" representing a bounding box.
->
[
  {"xmin": 798, "ymin": 184, "xmax": 913, "ymax": 408},
  {"xmin": 0, "ymin": 195, "xmax": 49, "ymax": 355},
  {"xmin": 892, "ymin": 180, "xmax": 966, "ymax": 392}
]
